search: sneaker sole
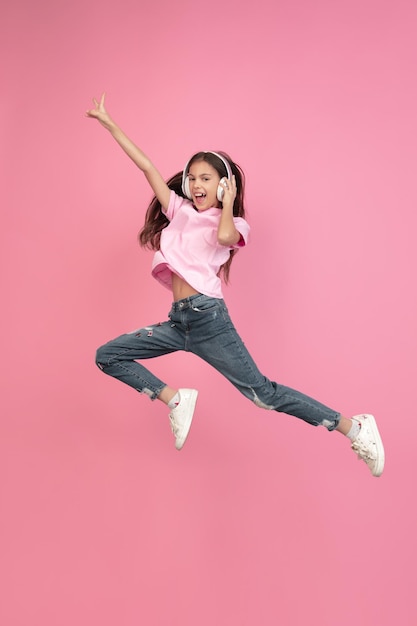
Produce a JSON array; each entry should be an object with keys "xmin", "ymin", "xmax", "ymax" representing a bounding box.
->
[
  {"xmin": 176, "ymin": 390, "xmax": 198, "ymax": 450},
  {"xmin": 356, "ymin": 413, "xmax": 385, "ymax": 477}
]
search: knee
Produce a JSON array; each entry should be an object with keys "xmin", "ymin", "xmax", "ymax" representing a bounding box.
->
[
  {"xmin": 95, "ymin": 343, "xmax": 111, "ymax": 370},
  {"xmin": 251, "ymin": 389, "xmax": 275, "ymax": 410},
  {"xmin": 242, "ymin": 386, "xmax": 275, "ymax": 410}
]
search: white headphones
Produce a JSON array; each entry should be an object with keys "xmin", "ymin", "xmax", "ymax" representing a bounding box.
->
[{"xmin": 181, "ymin": 151, "xmax": 233, "ymax": 202}]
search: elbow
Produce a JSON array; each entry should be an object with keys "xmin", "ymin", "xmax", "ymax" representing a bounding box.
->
[{"xmin": 217, "ymin": 231, "xmax": 240, "ymax": 247}]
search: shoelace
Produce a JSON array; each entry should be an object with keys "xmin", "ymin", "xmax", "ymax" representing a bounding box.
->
[
  {"xmin": 352, "ymin": 438, "xmax": 376, "ymax": 461},
  {"xmin": 169, "ymin": 414, "xmax": 179, "ymax": 436}
]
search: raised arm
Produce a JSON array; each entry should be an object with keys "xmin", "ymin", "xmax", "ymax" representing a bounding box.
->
[
  {"xmin": 86, "ymin": 93, "xmax": 171, "ymax": 210},
  {"xmin": 217, "ymin": 176, "xmax": 241, "ymax": 246}
]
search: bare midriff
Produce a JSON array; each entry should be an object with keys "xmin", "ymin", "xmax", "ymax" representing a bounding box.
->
[{"xmin": 171, "ymin": 272, "xmax": 200, "ymax": 301}]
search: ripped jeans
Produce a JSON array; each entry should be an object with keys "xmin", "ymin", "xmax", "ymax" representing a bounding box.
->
[{"xmin": 96, "ymin": 293, "xmax": 341, "ymax": 430}]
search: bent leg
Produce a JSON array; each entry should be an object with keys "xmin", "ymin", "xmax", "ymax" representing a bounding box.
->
[{"xmin": 96, "ymin": 320, "xmax": 184, "ymax": 400}]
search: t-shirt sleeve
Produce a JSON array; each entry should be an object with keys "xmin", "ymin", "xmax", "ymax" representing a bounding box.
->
[
  {"xmin": 163, "ymin": 190, "xmax": 189, "ymax": 221},
  {"xmin": 232, "ymin": 217, "xmax": 250, "ymax": 248}
]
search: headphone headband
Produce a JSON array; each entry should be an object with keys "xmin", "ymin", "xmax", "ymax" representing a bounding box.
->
[{"xmin": 181, "ymin": 151, "xmax": 232, "ymax": 198}]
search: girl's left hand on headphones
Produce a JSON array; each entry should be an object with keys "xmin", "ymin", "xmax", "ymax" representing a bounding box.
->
[{"xmin": 221, "ymin": 175, "xmax": 237, "ymax": 207}]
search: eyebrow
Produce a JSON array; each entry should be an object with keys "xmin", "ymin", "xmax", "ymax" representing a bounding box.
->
[{"xmin": 188, "ymin": 172, "xmax": 213, "ymax": 177}]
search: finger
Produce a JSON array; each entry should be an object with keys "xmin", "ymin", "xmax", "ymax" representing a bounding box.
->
[
  {"xmin": 100, "ymin": 92, "xmax": 106, "ymax": 107},
  {"xmin": 93, "ymin": 97, "xmax": 99, "ymax": 107},
  {"xmin": 224, "ymin": 177, "xmax": 236, "ymax": 191}
]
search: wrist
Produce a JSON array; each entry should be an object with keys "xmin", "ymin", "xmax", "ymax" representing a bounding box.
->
[{"xmin": 105, "ymin": 117, "xmax": 118, "ymax": 133}]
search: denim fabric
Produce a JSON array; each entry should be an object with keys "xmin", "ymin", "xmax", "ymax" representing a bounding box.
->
[{"xmin": 96, "ymin": 294, "xmax": 341, "ymax": 430}]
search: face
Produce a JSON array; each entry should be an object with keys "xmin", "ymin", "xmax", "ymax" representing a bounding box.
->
[{"xmin": 187, "ymin": 159, "xmax": 222, "ymax": 211}]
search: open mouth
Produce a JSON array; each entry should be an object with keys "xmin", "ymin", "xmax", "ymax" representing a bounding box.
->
[{"xmin": 194, "ymin": 192, "xmax": 206, "ymax": 204}]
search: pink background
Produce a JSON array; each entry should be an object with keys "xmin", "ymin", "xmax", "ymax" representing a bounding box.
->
[{"xmin": 2, "ymin": 0, "xmax": 416, "ymax": 624}]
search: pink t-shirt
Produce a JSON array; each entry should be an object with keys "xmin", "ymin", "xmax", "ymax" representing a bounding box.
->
[{"xmin": 151, "ymin": 190, "xmax": 250, "ymax": 298}]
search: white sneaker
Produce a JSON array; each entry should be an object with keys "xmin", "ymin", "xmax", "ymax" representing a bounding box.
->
[
  {"xmin": 351, "ymin": 414, "xmax": 385, "ymax": 477},
  {"xmin": 169, "ymin": 389, "xmax": 198, "ymax": 450}
]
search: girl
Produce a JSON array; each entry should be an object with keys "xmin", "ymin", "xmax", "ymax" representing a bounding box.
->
[{"xmin": 87, "ymin": 93, "xmax": 385, "ymax": 477}]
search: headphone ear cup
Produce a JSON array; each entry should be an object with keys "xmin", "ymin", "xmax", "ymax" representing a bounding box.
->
[
  {"xmin": 184, "ymin": 176, "xmax": 192, "ymax": 199},
  {"xmin": 217, "ymin": 177, "xmax": 226, "ymax": 202}
]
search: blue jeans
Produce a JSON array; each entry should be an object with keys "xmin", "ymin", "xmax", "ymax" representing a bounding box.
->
[{"xmin": 96, "ymin": 294, "xmax": 341, "ymax": 430}]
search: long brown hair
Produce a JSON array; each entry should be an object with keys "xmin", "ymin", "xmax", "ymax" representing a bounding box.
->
[{"xmin": 138, "ymin": 151, "xmax": 246, "ymax": 283}]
